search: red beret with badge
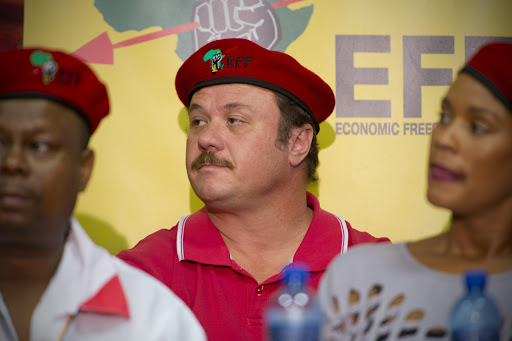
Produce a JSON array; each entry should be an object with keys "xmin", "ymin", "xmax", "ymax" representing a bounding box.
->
[
  {"xmin": 0, "ymin": 48, "xmax": 110, "ymax": 133},
  {"xmin": 175, "ymin": 38, "xmax": 335, "ymax": 133},
  {"xmin": 461, "ymin": 42, "xmax": 512, "ymax": 113}
]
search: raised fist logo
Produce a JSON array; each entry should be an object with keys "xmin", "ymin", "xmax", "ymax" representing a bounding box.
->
[
  {"xmin": 192, "ymin": 0, "xmax": 281, "ymax": 51},
  {"xmin": 204, "ymin": 48, "xmax": 225, "ymax": 73}
]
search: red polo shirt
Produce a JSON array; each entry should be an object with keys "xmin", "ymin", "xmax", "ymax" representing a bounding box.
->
[{"xmin": 118, "ymin": 193, "xmax": 389, "ymax": 341}]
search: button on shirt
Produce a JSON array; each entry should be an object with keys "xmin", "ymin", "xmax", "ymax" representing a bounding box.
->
[{"xmin": 118, "ymin": 192, "xmax": 390, "ymax": 341}]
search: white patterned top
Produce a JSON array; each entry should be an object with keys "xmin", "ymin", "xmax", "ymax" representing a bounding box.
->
[{"xmin": 318, "ymin": 242, "xmax": 512, "ymax": 341}]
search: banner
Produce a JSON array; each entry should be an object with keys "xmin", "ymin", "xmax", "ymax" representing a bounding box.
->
[{"xmin": 23, "ymin": 0, "xmax": 512, "ymax": 252}]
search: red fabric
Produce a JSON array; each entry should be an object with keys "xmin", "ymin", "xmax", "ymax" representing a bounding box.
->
[
  {"xmin": 0, "ymin": 48, "xmax": 109, "ymax": 133},
  {"xmin": 79, "ymin": 275, "xmax": 130, "ymax": 318},
  {"xmin": 175, "ymin": 38, "xmax": 335, "ymax": 132},
  {"xmin": 462, "ymin": 42, "xmax": 512, "ymax": 113},
  {"xmin": 118, "ymin": 193, "xmax": 389, "ymax": 341}
]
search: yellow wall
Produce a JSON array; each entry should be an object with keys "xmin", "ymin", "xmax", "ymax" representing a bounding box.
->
[{"xmin": 23, "ymin": 0, "xmax": 512, "ymax": 251}]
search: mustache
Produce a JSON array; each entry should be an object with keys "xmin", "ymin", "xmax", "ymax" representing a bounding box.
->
[
  {"xmin": 191, "ymin": 152, "xmax": 235, "ymax": 170},
  {"xmin": 0, "ymin": 182, "xmax": 38, "ymax": 199}
]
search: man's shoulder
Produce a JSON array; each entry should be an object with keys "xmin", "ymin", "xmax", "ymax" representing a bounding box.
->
[
  {"xmin": 112, "ymin": 255, "xmax": 178, "ymax": 299},
  {"xmin": 110, "ymin": 256, "xmax": 207, "ymax": 339},
  {"xmin": 118, "ymin": 211, "xmax": 210, "ymax": 259},
  {"xmin": 118, "ymin": 226, "xmax": 179, "ymax": 259},
  {"xmin": 116, "ymin": 225, "xmax": 180, "ymax": 285},
  {"xmin": 345, "ymin": 222, "xmax": 391, "ymax": 245},
  {"xmin": 317, "ymin": 208, "xmax": 390, "ymax": 245}
]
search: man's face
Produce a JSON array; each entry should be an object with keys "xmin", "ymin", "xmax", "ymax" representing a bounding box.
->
[
  {"xmin": 427, "ymin": 73, "xmax": 512, "ymax": 215},
  {"xmin": 186, "ymin": 84, "xmax": 291, "ymax": 211},
  {"xmin": 0, "ymin": 98, "xmax": 93, "ymax": 247}
]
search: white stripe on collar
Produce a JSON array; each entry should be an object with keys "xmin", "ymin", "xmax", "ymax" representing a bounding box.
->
[
  {"xmin": 176, "ymin": 214, "xmax": 349, "ymax": 261},
  {"xmin": 335, "ymin": 215, "xmax": 348, "ymax": 254},
  {"xmin": 177, "ymin": 215, "xmax": 191, "ymax": 261}
]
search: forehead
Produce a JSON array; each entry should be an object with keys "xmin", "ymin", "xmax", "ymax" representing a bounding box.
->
[
  {"xmin": 190, "ymin": 83, "xmax": 277, "ymax": 108},
  {"xmin": 447, "ymin": 73, "xmax": 510, "ymax": 114},
  {"xmin": 0, "ymin": 97, "xmax": 85, "ymax": 132},
  {"xmin": 446, "ymin": 74, "xmax": 512, "ymax": 135}
]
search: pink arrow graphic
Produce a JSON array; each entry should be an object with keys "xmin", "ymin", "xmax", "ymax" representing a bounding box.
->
[
  {"xmin": 72, "ymin": 0, "xmax": 307, "ymax": 64},
  {"xmin": 72, "ymin": 22, "xmax": 200, "ymax": 64},
  {"xmin": 272, "ymin": 0, "xmax": 305, "ymax": 8}
]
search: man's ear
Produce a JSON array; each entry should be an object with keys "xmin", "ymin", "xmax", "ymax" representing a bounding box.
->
[
  {"xmin": 79, "ymin": 148, "xmax": 95, "ymax": 192},
  {"xmin": 289, "ymin": 124, "xmax": 314, "ymax": 167}
]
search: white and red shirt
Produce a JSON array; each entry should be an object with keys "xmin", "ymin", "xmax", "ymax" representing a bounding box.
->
[
  {"xmin": 119, "ymin": 193, "xmax": 390, "ymax": 341},
  {"xmin": 0, "ymin": 218, "xmax": 206, "ymax": 341}
]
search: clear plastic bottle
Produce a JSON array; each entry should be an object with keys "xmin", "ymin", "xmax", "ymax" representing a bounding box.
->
[
  {"xmin": 264, "ymin": 263, "xmax": 323, "ymax": 341},
  {"xmin": 450, "ymin": 270, "xmax": 502, "ymax": 341}
]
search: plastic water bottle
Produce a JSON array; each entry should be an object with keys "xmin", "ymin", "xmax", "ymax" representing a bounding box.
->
[
  {"xmin": 264, "ymin": 263, "xmax": 323, "ymax": 341},
  {"xmin": 450, "ymin": 270, "xmax": 502, "ymax": 340}
]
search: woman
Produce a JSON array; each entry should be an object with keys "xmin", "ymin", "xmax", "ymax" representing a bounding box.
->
[{"xmin": 318, "ymin": 42, "xmax": 512, "ymax": 340}]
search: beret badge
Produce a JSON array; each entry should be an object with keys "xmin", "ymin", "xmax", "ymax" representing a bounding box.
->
[
  {"xmin": 203, "ymin": 49, "xmax": 224, "ymax": 74},
  {"xmin": 30, "ymin": 50, "xmax": 59, "ymax": 85}
]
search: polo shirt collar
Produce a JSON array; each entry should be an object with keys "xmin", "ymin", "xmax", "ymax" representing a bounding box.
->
[
  {"xmin": 176, "ymin": 193, "xmax": 347, "ymax": 272},
  {"xmin": 176, "ymin": 209, "xmax": 232, "ymax": 266},
  {"xmin": 292, "ymin": 193, "xmax": 348, "ymax": 271}
]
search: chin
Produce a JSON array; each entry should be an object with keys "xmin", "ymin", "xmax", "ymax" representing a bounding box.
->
[
  {"xmin": 426, "ymin": 189, "xmax": 454, "ymax": 210},
  {"xmin": 0, "ymin": 214, "xmax": 34, "ymax": 230},
  {"xmin": 193, "ymin": 186, "xmax": 223, "ymax": 203}
]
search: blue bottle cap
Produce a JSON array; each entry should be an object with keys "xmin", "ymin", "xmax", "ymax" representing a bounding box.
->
[
  {"xmin": 283, "ymin": 263, "xmax": 310, "ymax": 292},
  {"xmin": 464, "ymin": 270, "xmax": 487, "ymax": 290}
]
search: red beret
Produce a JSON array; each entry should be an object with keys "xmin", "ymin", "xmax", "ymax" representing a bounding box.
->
[
  {"xmin": 461, "ymin": 42, "xmax": 512, "ymax": 113},
  {"xmin": 0, "ymin": 48, "xmax": 109, "ymax": 133},
  {"xmin": 175, "ymin": 38, "xmax": 335, "ymax": 132}
]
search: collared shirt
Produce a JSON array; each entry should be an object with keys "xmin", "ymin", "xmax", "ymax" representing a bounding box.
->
[
  {"xmin": 0, "ymin": 218, "xmax": 206, "ymax": 341},
  {"xmin": 118, "ymin": 193, "xmax": 390, "ymax": 341}
]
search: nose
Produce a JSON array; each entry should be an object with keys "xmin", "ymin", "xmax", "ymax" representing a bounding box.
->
[
  {"xmin": 0, "ymin": 144, "xmax": 29, "ymax": 175},
  {"xmin": 431, "ymin": 121, "xmax": 459, "ymax": 153},
  {"xmin": 196, "ymin": 121, "xmax": 225, "ymax": 153}
]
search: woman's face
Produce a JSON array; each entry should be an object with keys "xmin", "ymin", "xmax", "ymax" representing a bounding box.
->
[{"xmin": 427, "ymin": 73, "xmax": 512, "ymax": 216}]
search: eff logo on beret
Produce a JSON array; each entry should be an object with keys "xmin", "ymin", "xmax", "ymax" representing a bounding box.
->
[
  {"xmin": 203, "ymin": 47, "xmax": 253, "ymax": 74},
  {"xmin": 0, "ymin": 47, "xmax": 110, "ymax": 133},
  {"xmin": 30, "ymin": 50, "xmax": 59, "ymax": 85},
  {"xmin": 203, "ymin": 49, "xmax": 224, "ymax": 74}
]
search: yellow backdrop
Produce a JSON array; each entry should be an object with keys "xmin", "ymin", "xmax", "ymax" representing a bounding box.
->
[{"xmin": 23, "ymin": 0, "xmax": 512, "ymax": 252}]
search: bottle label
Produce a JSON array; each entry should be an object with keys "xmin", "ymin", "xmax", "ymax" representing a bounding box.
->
[
  {"xmin": 452, "ymin": 330, "xmax": 500, "ymax": 341},
  {"xmin": 269, "ymin": 324, "xmax": 321, "ymax": 341}
]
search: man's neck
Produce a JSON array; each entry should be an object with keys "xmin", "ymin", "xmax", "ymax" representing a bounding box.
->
[
  {"xmin": 0, "ymin": 242, "xmax": 64, "ymax": 282},
  {"xmin": 207, "ymin": 191, "xmax": 314, "ymax": 283}
]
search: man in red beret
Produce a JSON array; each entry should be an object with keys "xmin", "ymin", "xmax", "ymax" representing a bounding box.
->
[
  {"xmin": 118, "ymin": 38, "xmax": 390, "ymax": 341},
  {"xmin": 0, "ymin": 48, "xmax": 206, "ymax": 341}
]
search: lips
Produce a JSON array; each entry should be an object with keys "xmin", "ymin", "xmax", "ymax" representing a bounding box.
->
[
  {"xmin": 197, "ymin": 163, "xmax": 220, "ymax": 169},
  {"xmin": 429, "ymin": 163, "xmax": 464, "ymax": 182},
  {"xmin": 0, "ymin": 184, "xmax": 34, "ymax": 209}
]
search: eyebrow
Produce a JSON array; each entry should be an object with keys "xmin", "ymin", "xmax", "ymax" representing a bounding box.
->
[
  {"xmin": 441, "ymin": 97, "xmax": 450, "ymax": 108},
  {"xmin": 223, "ymin": 102, "xmax": 252, "ymax": 110},
  {"xmin": 188, "ymin": 103, "xmax": 201, "ymax": 112},
  {"xmin": 441, "ymin": 97, "xmax": 499, "ymax": 119},
  {"xmin": 0, "ymin": 121, "xmax": 53, "ymax": 132}
]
